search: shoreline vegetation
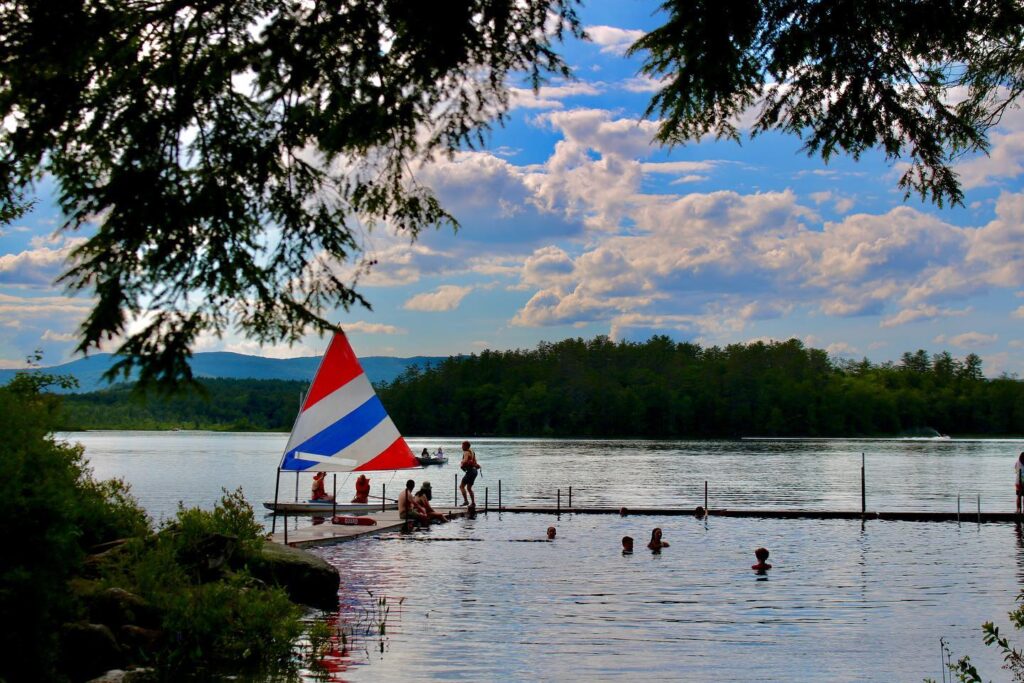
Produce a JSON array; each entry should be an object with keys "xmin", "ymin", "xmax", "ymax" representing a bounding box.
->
[
  {"xmin": 52, "ymin": 337, "xmax": 1024, "ymax": 438},
  {"xmin": 0, "ymin": 370, "xmax": 337, "ymax": 682}
]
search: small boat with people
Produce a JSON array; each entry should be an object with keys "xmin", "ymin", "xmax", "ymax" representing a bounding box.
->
[
  {"xmin": 416, "ymin": 446, "xmax": 448, "ymax": 466},
  {"xmin": 263, "ymin": 328, "xmax": 421, "ymax": 514}
]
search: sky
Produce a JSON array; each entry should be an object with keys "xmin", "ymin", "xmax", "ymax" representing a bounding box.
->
[{"xmin": 1, "ymin": 2, "xmax": 1023, "ymax": 376}]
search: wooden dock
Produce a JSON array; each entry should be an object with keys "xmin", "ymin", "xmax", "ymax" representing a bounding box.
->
[{"xmin": 268, "ymin": 506, "xmax": 467, "ymax": 548}]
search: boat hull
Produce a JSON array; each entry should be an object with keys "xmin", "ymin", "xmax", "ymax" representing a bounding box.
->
[
  {"xmin": 263, "ymin": 501, "xmax": 396, "ymax": 514},
  {"xmin": 416, "ymin": 456, "xmax": 447, "ymax": 466}
]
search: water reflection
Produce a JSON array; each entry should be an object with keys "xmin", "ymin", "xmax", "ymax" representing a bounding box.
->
[{"xmin": 311, "ymin": 512, "xmax": 1021, "ymax": 681}]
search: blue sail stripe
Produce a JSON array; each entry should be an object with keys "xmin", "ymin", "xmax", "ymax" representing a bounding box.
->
[{"xmin": 281, "ymin": 395, "xmax": 387, "ymax": 471}]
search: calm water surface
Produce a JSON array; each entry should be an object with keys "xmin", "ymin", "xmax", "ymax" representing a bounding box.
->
[{"xmin": 71, "ymin": 432, "xmax": 1024, "ymax": 681}]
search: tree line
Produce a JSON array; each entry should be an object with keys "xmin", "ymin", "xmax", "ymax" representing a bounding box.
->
[
  {"xmin": 58, "ymin": 378, "xmax": 307, "ymax": 431},
  {"xmin": 54, "ymin": 337, "xmax": 1023, "ymax": 437},
  {"xmin": 377, "ymin": 337, "xmax": 1023, "ymax": 438}
]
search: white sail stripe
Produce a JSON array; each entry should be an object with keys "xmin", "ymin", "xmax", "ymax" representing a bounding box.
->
[
  {"xmin": 291, "ymin": 453, "xmax": 358, "ymax": 470},
  {"xmin": 283, "ymin": 373, "xmax": 376, "ymax": 455},
  {"xmin": 328, "ymin": 417, "xmax": 403, "ymax": 468}
]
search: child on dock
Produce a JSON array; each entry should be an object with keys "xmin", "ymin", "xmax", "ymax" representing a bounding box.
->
[
  {"xmin": 752, "ymin": 547, "xmax": 772, "ymax": 572},
  {"xmin": 351, "ymin": 474, "xmax": 370, "ymax": 504}
]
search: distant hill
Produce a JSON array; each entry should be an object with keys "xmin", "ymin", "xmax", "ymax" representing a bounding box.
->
[{"xmin": 0, "ymin": 351, "xmax": 447, "ymax": 392}]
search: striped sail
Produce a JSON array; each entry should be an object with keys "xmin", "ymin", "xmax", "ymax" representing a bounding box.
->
[{"xmin": 279, "ymin": 331, "xmax": 419, "ymax": 472}]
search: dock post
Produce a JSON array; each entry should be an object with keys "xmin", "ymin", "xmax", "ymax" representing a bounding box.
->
[
  {"xmin": 557, "ymin": 488, "xmax": 561, "ymax": 514},
  {"xmin": 569, "ymin": 486, "xmax": 572, "ymax": 508},
  {"xmin": 978, "ymin": 494, "xmax": 981, "ymax": 524},
  {"xmin": 704, "ymin": 481, "xmax": 708, "ymax": 511},
  {"xmin": 382, "ymin": 484, "xmax": 386, "ymax": 512},
  {"xmin": 332, "ymin": 474, "xmax": 337, "ymax": 518},
  {"xmin": 271, "ymin": 469, "xmax": 281, "ymax": 534},
  {"xmin": 455, "ymin": 473, "xmax": 458, "ymax": 507},
  {"xmin": 295, "ymin": 471, "xmax": 299, "ymax": 502},
  {"xmin": 861, "ymin": 452, "xmax": 866, "ymax": 517},
  {"xmin": 499, "ymin": 480, "xmax": 502, "ymax": 511},
  {"xmin": 284, "ymin": 512, "xmax": 288, "ymax": 545},
  {"xmin": 485, "ymin": 487, "xmax": 489, "ymax": 512},
  {"xmin": 957, "ymin": 494, "xmax": 961, "ymax": 523}
]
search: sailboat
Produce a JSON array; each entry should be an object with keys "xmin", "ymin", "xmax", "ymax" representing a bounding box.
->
[{"xmin": 264, "ymin": 329, "xmax": 420, "ymax": 514}]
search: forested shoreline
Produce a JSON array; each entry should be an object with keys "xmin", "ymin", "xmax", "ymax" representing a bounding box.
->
[
  {"xmin": 54, "ymin": 337, "xmax": 1023, "ymax": 438},
  {"xmin": 379, "ymin": 337, "xmax": 1023, "ymax": 438}
]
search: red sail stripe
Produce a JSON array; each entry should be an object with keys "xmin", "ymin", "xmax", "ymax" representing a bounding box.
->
[
  {"xmin": 302, "ymin": 332, "xmax": 363, "ymax": 412},
  {"xmin": 354, "ymin": 436, "xmax": 419, "ymax": 472}
]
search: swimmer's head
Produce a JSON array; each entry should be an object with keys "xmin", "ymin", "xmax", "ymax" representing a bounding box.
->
[
  {"xmin": 755, "ymin": 547, "xmax": 770, "ymax": 562},
  {"xmin": 547, "ymin": 526, "xmax": 556, "ymax": 539},
  {"xmin": 622, "ymin": 536, "xmax": 633, "ymax": 551},
  {"xmin": 694, "ymin": 505, "xmax": 706, "ymax": 518},
  {"xmin": 619, "ymin": 507, "xmax": 628, "ymax": 516}
]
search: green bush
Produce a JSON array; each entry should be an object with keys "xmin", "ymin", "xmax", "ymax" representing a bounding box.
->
[{"xmin": 0, "ymin": 367, "xmax": 149, "ymax": 681}]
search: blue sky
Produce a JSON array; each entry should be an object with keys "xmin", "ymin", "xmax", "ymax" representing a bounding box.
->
[{"xmin": 1, "ymin": 1, "xmax": 1023, "ymax": 376}]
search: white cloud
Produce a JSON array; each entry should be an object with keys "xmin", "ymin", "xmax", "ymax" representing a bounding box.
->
[
  {"xmin": 224, "ymin": 340, "xmax": 321, "ymax": 358},
  {"xmin": 621, "ymin": 75, "xmax": 665, "ymax": 93},
  {"xmin": 826, "ymin": 341, "xmax": 858, "ymax": 356},
  {"xmin": 934, "ymin": 331, "xmax": 998, "ymax": 348},
  {"xmin": 509, "ymin": 82, "xmax": 603, "ymax": 110},
  {"xmin": 880, "ymin": 305, "xmax": 971, "ymax": 328},
  {"xmin": 585, "ymin": 25, "xmax": 645, "ymax": 55},
  {"xmin": 343, "ymin": 321, "xmax": 407, "ymax": 335},
  {"xmin": 957, "ymin": 131, "xmax": 1024, "ymax": 188},
  {"xmin": 41, "ymin": 329, "xmax": 77, "ymax": 342},
  {"xmin": 1013, "ymin": 306, "xmax": 1024, "ymax": 318},
  {"xmin": 404, "ymin": 285, "xmax": 473, "ymax": 312},
  {"xmin": 0, "ymin": 238, "xmax": 85, "ymax": 286}
]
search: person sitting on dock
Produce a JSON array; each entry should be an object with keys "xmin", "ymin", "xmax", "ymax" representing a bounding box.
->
[
  {"xmin": 752, "ymin": 547, "xmax": 772, "ymax": 572},
  {"xmin": 547, "ymin": 526, "xmax": 556, "ymax": 540},
  {"xmin": 351, "ymin": 474, "xmax": 370, "ymax": 504},
  {"xmin": 399, "ymin": 479, "xmax": 429, "ymax": 525},
  {"xmin": 622, "ymin": 536, "xmax": 634, "ymax": 554},
  {"xmin": 311, "ymin": 472, "xmax": 334, "ymax": 502},
  {"xmin": 647, "ymin": 528, "xmax": 669, "ymax": 551},
  {"xmin": 414, "ymin": 482, "xmax": 449, "ymax": 523}
]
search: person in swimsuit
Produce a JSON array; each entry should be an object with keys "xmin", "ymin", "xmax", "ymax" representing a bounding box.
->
[
  {"xmin": 311, "ymin": 472, "xmax": 334, "ymax": 502},
  {"xmin": 1015, "ymin": 452, "xmax": 1024, "ymax": 513},
  {"xmin": 459, "ymin": 440, "xmax": 480, "ymax": 507},
  {"xmin": 647, "ymin": 527, "xmax": 669, "ymax": 551},
  {"xmin": 351, "ymin": 474, "xmax": 370, "ymax": 504},
  {"xmin": 414, "ymin": 482, "xmax": 448, "ymax": 523},
  {"xmin": 398, "ymin": 479, "xmax": 428, "ymax": 524},
  {"xmin": 752, "ymin": 547, "xmax": 772, "ymax": 572}
]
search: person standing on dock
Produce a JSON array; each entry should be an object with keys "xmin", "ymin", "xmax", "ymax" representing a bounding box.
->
[
  {"xmin": 460, "ymin": 441, "xmax": 480, "ymax": 507},
  {"xmin": 1016, "ymin": 452, "xmax": 1024, "ymax": 514}
]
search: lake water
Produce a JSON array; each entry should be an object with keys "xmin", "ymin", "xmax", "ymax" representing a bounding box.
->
[{"xmin": 72, "ymin": 432, "xmax": 1024, "ymax": 681}]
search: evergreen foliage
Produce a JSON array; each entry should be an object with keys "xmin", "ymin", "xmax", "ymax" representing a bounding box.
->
[
  {"xmin": 377, "ymin": 336, "xmax": 1024, "ymax": 437},
  {"xmin": 58, "ymin": 378, "xmax": 309, "ymax": 431},
  {"xmin": 0, "ymin": 0, "xmax": 581, "ymax": 390}
]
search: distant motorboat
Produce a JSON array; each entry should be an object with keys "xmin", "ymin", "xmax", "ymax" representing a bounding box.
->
[{"xmin": 416, "ymin": 453, "xmax": 448, "ymax": 466}]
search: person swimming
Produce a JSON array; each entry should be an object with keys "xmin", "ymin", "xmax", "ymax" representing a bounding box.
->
[
  {"xmin": 622, "ymin": 536, "xmax": 634, "ymax": 554},
  {"xmin": 547, "ymin": 526, "xmax": 556, "ymax": 540},
  {"xmin": 647, "ymin": 527, "xmax": 669, "ymax": 551},
  {"xmin": 752, "ymin": 547, "xmax": 772, "ymax": 572}
]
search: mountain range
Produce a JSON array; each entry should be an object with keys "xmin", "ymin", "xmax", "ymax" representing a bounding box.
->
[{"xmin": 0, "ymin": 352, "xmax": 447, "ymax": 393}]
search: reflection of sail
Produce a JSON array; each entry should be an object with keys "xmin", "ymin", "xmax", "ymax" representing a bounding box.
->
[{"xmin": 278, "ymin": 331, "xmax": 419, "ymax": 472}]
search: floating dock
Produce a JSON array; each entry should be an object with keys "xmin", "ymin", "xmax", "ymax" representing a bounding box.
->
[{"xmin": 268, "ymin": 505, "xmax": 1023, "ymax": 548}]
